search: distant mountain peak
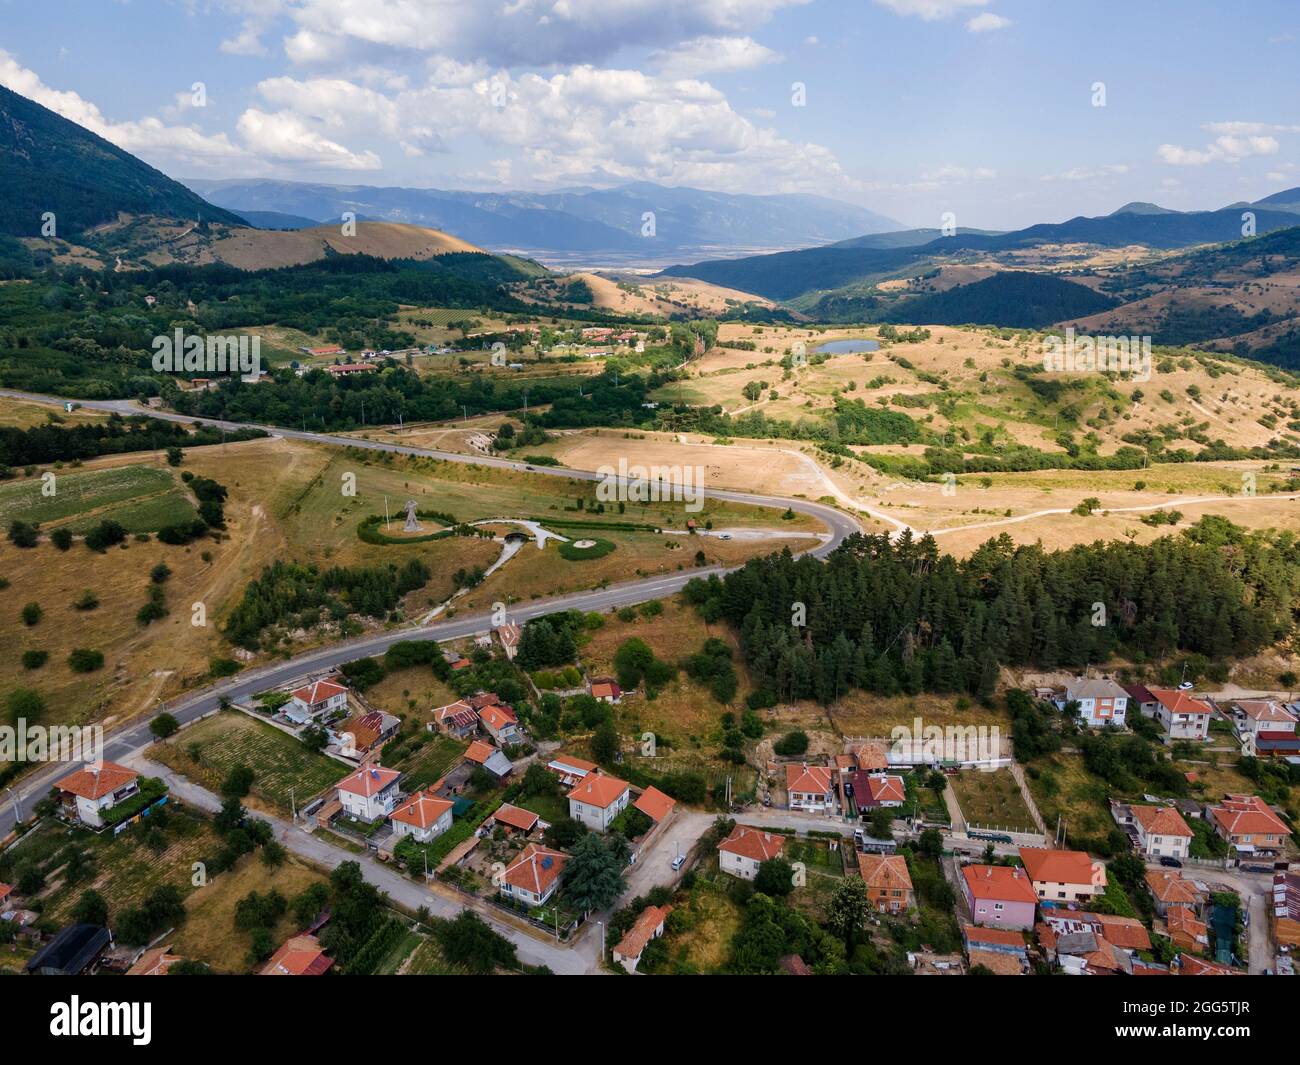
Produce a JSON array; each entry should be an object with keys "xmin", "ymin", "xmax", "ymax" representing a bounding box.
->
[{"xmin": 1110, "ymin": 201, "xmax": 1179, "ymax": 216}]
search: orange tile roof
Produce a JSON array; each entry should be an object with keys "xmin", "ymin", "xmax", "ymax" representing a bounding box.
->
[
  {"xmin": 127, "ymin": 945, "xmax": 183, "ymax": 976},
  {"xmin": 718, "ymin": 825, "xmax": 786, "ymax": 863},
  {"xmin": 569, "ymin": 773, "xmax": 630, "ymax": 810},
  {"xmin": 1081, "ymin": 912, "xmax": 1152, "ymax": 951},
  {"xmin": 464, "ymin": 740, "xmax": 498, "ymax": 764},
  {"xmin": 291, "ymin": 679, "xmax": 347, "ymax": 705},
  {"xmin": 965, "ymin": 926, "xmax": 1026, "ymax": 948},
  {"xmin": 1167, "ymin": 908, "xmax": 1207, "ymax": 940},
  {"xmin": 1145, "ymin": 869, "xmax": 1201, "ymax": 906},
  {"xmin": 633, "ymin": 786, "xmax": 676, "ymax": 823},
  {"xmin": 853, "ymin": 743, "xmax": 889, "ymax": 771},
  {"xmin": 590, "ymin": 682, "xmax": 621, "ymax": 700},
  {"xmin": 962, "ymin": 865, "xmax": 1038, "ymax": 904},
  {"xmin": 865, "ymin": 775, "xmax": 905, "ymax": 804},
  {"xmin": 503, "ymin": 844, "xmax": 567, "ymax": 895},
  {"xmin": 336, "ymin": 765, "xmax": 400, "ymax": 797},
  {"xmin": 0, "ymin": 882, "xmax": 12, "ymax": 903},
  {"xmin": 1131, "ymin": 804, "xmax": 1193, "ymax": 838},
  {"xmin": 1018, "ymin": 848, "xmax": 1104, "ymax": 888},
  {"xmin": 1209, "ymin": 794, "xmax": 1290, "ymax": 838},
  {"xmin": 1233, "ymin": 699, "xmax": 1297, "ymax": 724},
  {"xmin": 390, "ymin": 789, "xmax": 454, "ymax": 830},
  {"xmin": 613, "ymin": 904, "xmax": 672, "ymax": 960},
  {"xmin": 1178, "ymin": 954, "xmax": 1242, "ymax": 976},
  {"xmin": 260, "ymin": 934, "xmax": 332, "ymax": 976},
  {"xmin": 467, "ymin": 692, "xmax": 502, "ymax": 710},
  {"xmin": 492, "ymin": 804, "xmax": 540, "ymax": 832},
  {"xmin": 857, "ymin": 854, "xmax": 913, "ymax": 894},
  {"xmin": 786, "ymin": 764, "xmax": 833, "ymax": 794},
  {"xmin": 1150, "ymin": 688, "xmax": 1213, "ymax": 717},
  {"xmin": 478, "ymin": 704, "xmax": 518, "ymax": 732},
  {"xmin": 56, "ymin": 761, "xmax": 138, "ymax": 801}
]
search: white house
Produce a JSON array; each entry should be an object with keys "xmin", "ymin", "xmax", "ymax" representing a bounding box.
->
[
  {"xmin": 500, "ymin": 844, "xmax": 567, "ymax": 907},
  {"xmin": 388, "ymin": 790, "xmax": 454, "ymax": 844},
  {"xmin": 718, "ymin": 825, "xmax": 786, "ymax": 880},
  {"xmin": 55, "ymin": 762, "xmax": 140, "ymax": 827},
  {"xmin": 336, "ymin": 766, "xmax": 401, "ymax": 821},
  {"xmin": 612, "ymin": 904, "xmax": 672, "ymax": 972},
  {"xmin": 567, "ymin": 773, "xmax": 631, "ymax": 831},
  {"xmin": 477, "ymin": 703, "xmax": 520, "ymax": 745},
  {"xmin": 1130, "ymin": 804, "xmax": 1193, "ymax": 859},
  {"xmin": 1230, "ymin": 700, "xmax": 1298, "ymax": 739},
  {"xmin": 1145, "ymin": 689, "xmax": 1213, "ymax": 743},
  {"xmin": 286, "ymin": 679, "xmax": 349, "ymax": 724},
  {"xmin": 786, "ymin": 764, "xmax": 835, "ymax": 813},
  {"xmin": 1056, "ymin": 678, "xmax": 1128, "ymax": 728}
]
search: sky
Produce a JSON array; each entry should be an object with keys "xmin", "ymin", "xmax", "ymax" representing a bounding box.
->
[{"xmin": 2, "ymin": 0, "xmax": 1298, "ymax": 230}]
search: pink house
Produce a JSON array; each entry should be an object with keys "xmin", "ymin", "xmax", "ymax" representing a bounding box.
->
[{"xmin": 962, "ymin": 865, "xmax": 1039, "ymax": 930}]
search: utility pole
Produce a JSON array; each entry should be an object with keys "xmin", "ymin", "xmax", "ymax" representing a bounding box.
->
[
  {"xmin": 384, "ymin": 496, "xmax": 391, "ymax": 531},
  {"xmin": 290, "ymin": 788, "xmax": 297, "ymax": 822},
  {"xmin": 4, "ymin": 786, "xmax": 20, "ymax": 828}
]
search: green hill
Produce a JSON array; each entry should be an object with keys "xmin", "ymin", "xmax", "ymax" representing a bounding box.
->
[
  {"xmin": 0, "ymin": 84, "xmax": 246, "ymax": 238},
  {"xmin": 880, "ymin": 271, "xmax": 1119, "ymax": 328}
]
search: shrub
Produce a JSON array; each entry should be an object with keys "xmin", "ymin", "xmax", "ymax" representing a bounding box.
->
[
  {"xmin": 67, "ymin": 648, "xmax": 105, "ymax": 672},
  {"xmin": 20, "ymin": 602, "xmax": 42, "ymax": 626},
  {"xmin": 50, "ymin": 528, "xmax": 73, "ymax": 551},
  {"xmin": 21, "ymin": 649, "xmax": 48, "ymax": 670},
  {"xmin": 773, "ymin": 730, "xmax": 809, "ymax": 756}
]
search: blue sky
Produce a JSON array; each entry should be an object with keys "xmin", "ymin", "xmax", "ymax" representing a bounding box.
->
[{"xmin": 2, "ymin": 0, "xmax": 1298, "ymax": 229}]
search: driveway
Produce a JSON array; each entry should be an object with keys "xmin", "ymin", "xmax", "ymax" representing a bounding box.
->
[{"xmin": 620, "ymin": 810, "xmax": 712, "ymax": 903}]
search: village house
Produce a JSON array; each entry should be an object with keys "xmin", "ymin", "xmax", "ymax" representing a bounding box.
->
[
  {"xmin": 547, "ymin": 755, "xmax": 597, "ymax": 787},
  {"xmin": 477, "ymin": 703, "xmax": 521, "ymax": 745},
  {"xmin": 1142, "ymin": 688, "xmax": 1213, "ymax": 743},
  {"xmin": 1273, "ymin": 871, "xmax": 1300, "ymax": 951},
  {"xmin": 718, "ymin": 825, "xmax": 786, "ymax": 880},
  {"xmin": 1129, "ymin": 804, "xmax": 1193, "ymax": 859},
  {"xmin": 389, "ymin": 790, "xmax": 454, "ymax": 844},
  {"xmin": 1166, "ymin": 908, "xmax": 1209, "ymax": 955},
  {"xmin": 963, "ymin": 926, "xmax": 1028, "ymax": 975},
  {"xmin": 494, "ymin": 623, "xmax": 522, "ymax": 661},
  {"xmin": 852, "ymin": 742, "xmax": 891, "ymax": 772},
  {"xmin": 464, "ymin": 740, "xmax": 514, "ymax": 780},
  {"xmin": 786, "ymin": 764, "xmax": 835, "ymax": 813},
  {"xmin": 857, "ymin": 854, "xmax": 914, "ymax": 913},
  {"xmin": 0, "ymin": 881, "xmax": 13, "ymax": 913},
  {"xmin": 568, "ymin": 773, "xmax": 631, "ymax": 831},
  {"xmin": 324, "ymin": 362, "xmax": 376, "ymax": 377},
  {"xmin": 1054, "ymin": 677, "xmax": 1129, "ymax": 728},
  {"xmin": 330, "ymin": 710, "xmax": 400, "ymax": 757},
  {"xmin": 633, "ymin": 786, "xmax": 676, "ymax": 826},
  {"xmin": 1144, "ymin": 868, "xmax": 1204, "ymax": 917},
  {"xmin": 430, "ymin": 700, "xmax": 478, "ymax": 740},
  {"xmin": 612, "ymin": 904, "xmax": 672, "ymax": 973},
  {"xmin": 55, "ymin": 762, "xmax": 140, "ymax": 828},
  {"xmin": 1176, "ymin": 954, "xmax": 1241, "ymax": 976},
  {"xmin": 286, "ymin": 678, "xmax": 349, "ymax": 725},
  {"xmin": 260, "ymin": 934, "xmax": 332, "ymax": 976},
  {"xmin": 1018, "ymin": 847, "xmax": 1107, "ymax": 905},
  {"xmin": 855, "ymin": 773, "xmax": 906, "ymax": 810},
  {"xmin": 961, "ymin": 865, "xmax": 1039, "ymax": 930},
  {"xmin": 500, "ymin": 844, "xmax": 567, "ymax": 907},
  {"xmin": 1230, "ymin": 699, "xmax": 1298, "ymax": 739},
  {"xmin": 1208, "ymin": 794, "xmax": 1291, "ymax": 854},
  {"xmin": 486, "ymin": 804, "xmax": 541, "ymax": 836},
  {"xmin": 590, "ymin": 680, "xmax": 622, "ymax": 704},
  {"xmin": 336, "ymin": 765, "xmax": 401, "ymax": 821}
]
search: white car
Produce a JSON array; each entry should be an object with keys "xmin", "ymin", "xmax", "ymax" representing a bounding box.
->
[
  {"xmin": 718, "ymin": 533, "xmax": 732, "ymax": 541},
  {"xmin": 670, "ymin": 854, "xmax": 686, "ymax": 871}
]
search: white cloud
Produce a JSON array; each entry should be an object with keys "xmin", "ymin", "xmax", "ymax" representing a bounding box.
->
[
  {"xmin": 0, "ymin": 49, "xmax": 243, "ymax": 167},
  {"xmin": 874, "ymin": 0, "xmax": 989, "ymax": 21},
  {"xmin": 966, "ymin": 13, "xmax": 1011, "ymax": 33},
  {"xmin": 235, "ymin": 108, "xmax": 382, "ymax": 169},
  {"xmin": 648, "ymin": 35, "xmax": 781, "ymax": 78},
  {"xmin": 1042, "ymin": 163, "xmax": 1129, "ymax": 182},
  {"xmin": 921, "ymin": 164, "xmax": 996, "ymax": 181},
  {"xmin": 281, "ymin": 0, "xmax": 812, "ymax": 67},
  {"xmin": 1158, "ymin": 134, "xmax": 1280, "ymax": 166}
]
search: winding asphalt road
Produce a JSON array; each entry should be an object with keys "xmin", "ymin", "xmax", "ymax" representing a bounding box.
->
[{"xmin": 0, "ymin": 388, "xmax": 860, "ymax": 836}]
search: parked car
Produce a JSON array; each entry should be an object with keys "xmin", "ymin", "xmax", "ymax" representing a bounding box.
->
[
  {"xmin": 671, "ymin": 854, "xmax": 686, "ymax": 871},
  {"xmin": 718, "ymin": 533, "xmax": 732, "ymax": 540},
  {"xmin": 1159, "ymin": 856, "xmax": 1183, "ymax": 868}
]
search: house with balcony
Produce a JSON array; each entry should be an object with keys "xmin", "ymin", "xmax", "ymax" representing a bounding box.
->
[
  {"xmin": 1018, "ymin": 847, "xmax": 1107, "ymax": 905},
  {"xmin": 567, "ymin": 773, "xmax": 630, "ymax": 831},
  {"xmin": 286, "ymin": 678, "xmax": 349, "ymax": 725},
  {"xmin": 786, "ymin": 764, "xmax": 835, "ymax": 813},
  {"xmin": 718, "ymin": 825, "xmax": 786, "ymax": 880},
  {"xmin": 1142, "ymin": 688, "xmax": 1213, "ymax": 743},
  {"xmin": 1129, "ymin": 804, "xmax": 1193, "ymax": 859},
  {"xmin": 1054, "ymin": 678, "xmax": 1129, "ymax": 728},
  {"xmin": 388, "ymin": 790, "xmax": 454, "ymax": 844},
  {"xmin": 1208, "ymin": 794, "xmax": 1291, "ymax": 854},
  {"xmin": 336, "ymin": 765, "xmax": 401, "ymax": 821},
  {"xmin": 55, "ymin": 762, "xmax": 140, "ymax": 828},
  {"xmin": 500, "ymin": 844, "xmax": 567, "ymax": 907}
]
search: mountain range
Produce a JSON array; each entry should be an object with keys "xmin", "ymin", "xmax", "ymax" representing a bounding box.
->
[{"xmin": 184, "ymin": 177, "xmax": 901, "ymax": 259}]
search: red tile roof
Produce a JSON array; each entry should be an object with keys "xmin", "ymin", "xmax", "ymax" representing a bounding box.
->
[
  {"xmin": 1167, "ymin": 908, "xmax": 1207, "ymax": 941},
  {"xmin": 633, "ymin": 786, "xmax": 676, "ymax": 823},
  {"xmin": 127, "ymin": 945, "xmax": 183, "ymax": 976},
  {"xmin": 1178, "ymin": 954, "xmax": 1242, "ymax": 976},
  {"xmin": 786, "ymin": 764, "xmax": 833, "ymax": 795},
  {"xmin": 467, "ymin": 692, "xmax": 502, "ymax": 710},
  {"xmin": 1150, "ymin": 688, "xmax": 1213, "ymax": 717},
  {"xmin": 964, "ymin": 926, "xmax": 1026, "ymax": 948},
  {"xmin": 857, "ymin": 854, "xmax": 913, "ymax": 894},
  {"xmin": 853, "ymin": 742, "xmax": 890, "ymax": 771},
  {"xmin": 613, "ymin": 904, "xmax": 671, "ymax": 960},
  {"xmin": 590, "ymin": 682, "xmax": 621, "ymax": 700},
  {"xmin": 492, "ymin": 804, "xmax": 540, "ymax": 832},
  {"xmin": 569, "ymin": 773, "xmax": 630, "ymax": 810},
  {"xmin": 478, "ymin": 704, "xmax": 518, "ymax": 732},
  {"xmin": 291, "ymin": 679, "xmax": 347, "ymax": 706},
  {"xmin": 962, "ymin": 865, "xmax": 1038, "ymax": 904},
  {"xmin": 56, "ymin": 761, "xmax": 138, "ymax": 801},
  {"xmin": 1079, "ymin": 912, "xmax": 1152, "ymax": 951},
  {"xmin": 1131, "ymin": 804, "xmax": 1193, "ymax": 838},
  {"xmin": 1209, "ymin": 794, "xmax": 1290, "ymax": 838},
  {"xmin": 260, "ymin": 934, "xmax": 332, "ymax": 976},
  {"xmin": 336, "ymin": 765, "xmax": 400, "ymax": 797},
  {"xmin": 1233, "ymin": 699, "xmax": 1297, "ymax": 724},
  {"xmin": 1145, "ymin": 869, "xmax": 1201, "ymax": 906},
  {"xmin": 865, "ymin": 774, "xmax": 905, "ymax": 804},
  {"xmin": 503, "ymin": 844, "xmax": 566, "ymax": 896},
  {"xmin": 0, "ymin": 882, "xmax": 11, "ymax": 904},
  {"xmin": 464, "ymin": 740, "xmax": 498, "ymax": 765},
  {"xmin": 718, "ymin": 825, "xmax": 786, "ymax": 863},
  {"xmin": 1018, "ymin": 848, "xmax": 1104, "ymax": 888},
  {"xmin": 390, "ymin": 789, "xmax": 453, "ymax": 830}
]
